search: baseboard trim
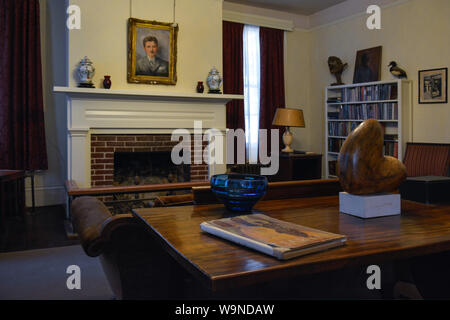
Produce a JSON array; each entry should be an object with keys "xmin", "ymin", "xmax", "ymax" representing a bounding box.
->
[{"xmin": 25, "ymin": 185, "xmax": 66, "ymax": 207}]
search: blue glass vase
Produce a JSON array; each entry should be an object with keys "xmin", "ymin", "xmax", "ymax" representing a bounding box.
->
[{"xmin": 210, "ymin": 174, "xmax": 268, "ymax": 212}]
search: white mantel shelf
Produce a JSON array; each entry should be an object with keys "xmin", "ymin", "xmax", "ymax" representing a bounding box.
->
[{"xmin": 53, "ymin": 86, "xmax": 243, "ymax": 102}]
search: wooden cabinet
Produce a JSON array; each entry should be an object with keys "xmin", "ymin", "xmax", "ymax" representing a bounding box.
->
[{"xmin": 267, "ymin": 153, "xmax": 322, "ymax": 182}]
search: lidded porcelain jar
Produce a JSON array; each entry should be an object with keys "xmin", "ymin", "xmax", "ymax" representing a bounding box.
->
[
  {"xmin": 77, "ymin": 56, "xmax": 96, "ymax": 88},
  {"xmin": 206, "ymin": 66, "xmax": 222, "ymax": 93}
]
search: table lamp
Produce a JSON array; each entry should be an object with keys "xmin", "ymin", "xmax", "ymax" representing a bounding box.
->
[{"xmin": 272, "ymin": 108, "xmax": 305, "ymax": 153}]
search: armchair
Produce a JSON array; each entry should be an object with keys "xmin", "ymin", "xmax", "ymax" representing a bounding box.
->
[{"xmin": 71, "ymin": 196, "xmax": 192, "ymax": 299}]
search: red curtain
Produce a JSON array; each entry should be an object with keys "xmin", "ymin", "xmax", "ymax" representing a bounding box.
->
[
  {"xmin": 223, "ymin": 21, "xmax": 245, "ymax": 164},
  {"xmin": 259, "ymin": 27, "xmax": 285, "ymax": 154},
  {"xmin": 222, "ymin": 21, "xmax": 245, "ymax": 130},
  {"xmin": 0, "ymin": 0, "xmax": 47, "ymax": 170}
]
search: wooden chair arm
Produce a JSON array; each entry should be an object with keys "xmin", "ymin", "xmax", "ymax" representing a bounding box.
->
[{"xmin": 71, "ymin": 196, "xmax": 139, "ymax": 257}]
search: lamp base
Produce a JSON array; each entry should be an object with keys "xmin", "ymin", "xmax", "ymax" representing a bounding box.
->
[
  {"xmin": 282, "ymin": 128, "xmax": 294, "ymax": 153},
  {"xmin": 281, "ymin": 146, "xmax": 294, "ymax": 153}
]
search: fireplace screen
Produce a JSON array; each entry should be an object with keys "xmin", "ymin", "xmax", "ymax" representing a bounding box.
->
[{"xmin": 114, "ymin": 152, "xmax": 190, "ymax": 185}]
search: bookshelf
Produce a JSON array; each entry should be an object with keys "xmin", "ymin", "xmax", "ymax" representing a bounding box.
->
[{"xmin": 325, "ymin": 80, "xmax": 412, "ymax": 178}]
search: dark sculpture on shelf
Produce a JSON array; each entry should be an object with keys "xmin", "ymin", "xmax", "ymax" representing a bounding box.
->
[
  {"xmin": 328, "ymin": 56, "xmax": 348, "ymax": 86},
  {"xmin": 337, "ymin": 119, "xmax": 407, "ymax": 194}
]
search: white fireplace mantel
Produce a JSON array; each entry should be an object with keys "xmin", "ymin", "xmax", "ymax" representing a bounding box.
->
[
  {"xmin": 53, "ymin": 86, "xmax": 243, "ymax": 103},
  {"xmin": 54, "ymin": 86, "xmax": 243, "ymax": 188}
]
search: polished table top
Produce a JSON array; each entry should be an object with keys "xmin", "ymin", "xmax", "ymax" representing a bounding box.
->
[{"xmin": 133, "ymin": 196, "xmax": 450, "ymax": 291}]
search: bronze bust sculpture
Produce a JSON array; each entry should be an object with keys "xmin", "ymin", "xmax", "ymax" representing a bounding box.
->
[{"xmin": 328, "ymin": 56, "xmax": 347, "ymax": 86}]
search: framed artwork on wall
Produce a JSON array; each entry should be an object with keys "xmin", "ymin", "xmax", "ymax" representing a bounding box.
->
[
  {"xmin": 418, "ymin": 68, "xmax": 448, "ymax": 104},
  {"xmin": 127, "ymin": 18, "xmax": 178, "ymax": 85},
  {"xmin": 353, "ymin": 46, "xmax": 382, "ymax": 84}
]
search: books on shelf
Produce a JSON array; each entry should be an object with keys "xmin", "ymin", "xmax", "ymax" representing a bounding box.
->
[
  {"xmin": 329, "ymin": 103, "xmax": 398, "ymax": 120},
  {"xmin": 338, "ymin": 83, "xmax": 398, "ymax": 101},
  {"xmin": 200, "ymin": 214, "xmax": 347, "ymax": 260},
  {"xmin": 384, "ymin": 134, "xmax": 398, "ymax": 141},
  {"xmin": 328, "ymin": 137, "xmax": 345, "ymax": 152},
  {"xmin": 328, "ymin": 160, "xmax": 337, "ymax": 176},
  {"xmin": 383, "ymin": 141, "xmax": 398, "ymax": 157},
  {"xmin": 327, "ymin": 97, "xmax": 343, "ymax": 103},
  {"xmin": 328, "ymin": 121, "xmax": 360, "ymax": 136},
  {"xmin": 327, "ymin": 111, "xmax": 339, "ymax": 119}
]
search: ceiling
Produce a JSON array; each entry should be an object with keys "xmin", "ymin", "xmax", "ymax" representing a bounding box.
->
[{"xmin": 225, "ymin": 0, "xmax": 348, "ymax": 15}]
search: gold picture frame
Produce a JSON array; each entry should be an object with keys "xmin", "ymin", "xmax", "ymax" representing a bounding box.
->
[{"xmin": 127, "ymin": 18, "xmax": 178, "ymax": 85}]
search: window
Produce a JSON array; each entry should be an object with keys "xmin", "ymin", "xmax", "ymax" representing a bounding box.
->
[{"xmin": 243, "ymin": 25, "xmax": 260, "ymax": 163}]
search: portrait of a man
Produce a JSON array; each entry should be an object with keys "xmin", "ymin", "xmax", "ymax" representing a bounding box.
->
[
  {"xmin": 136, "ymin": 35, "xmax": 169, "ymax": 77},
  {"xmin": 128, "ymin": 18, "xmax": 178, "ymax": 85}
]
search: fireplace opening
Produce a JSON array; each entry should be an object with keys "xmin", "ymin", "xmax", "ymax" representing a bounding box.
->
[
  {"xmin": 90, "ymin": 134, "xmax": 208, "ymax": 214},
  {"xmin": 114, "ymin": 152, "xmax": 190, "ymax": 185}
]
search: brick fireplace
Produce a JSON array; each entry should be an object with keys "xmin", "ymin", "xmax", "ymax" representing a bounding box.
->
[{"xmin": 90, "ymin": 134, "xmax": 209, "ymax": 187}]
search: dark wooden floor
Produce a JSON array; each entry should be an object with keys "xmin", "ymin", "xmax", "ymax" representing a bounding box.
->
[{"xmin": 0, "ymin": 205, "xmax": 79, "ymax": 253}]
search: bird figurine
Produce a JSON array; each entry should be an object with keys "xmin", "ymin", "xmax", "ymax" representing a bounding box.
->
[{"xmin": 388, "ymin": 61, "xmax": 407, "ymax": 79}]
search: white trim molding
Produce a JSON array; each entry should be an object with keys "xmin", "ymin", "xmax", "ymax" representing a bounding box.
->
[
  {"xmin": 223, "ymin": 0, "xmax": 410, "ymax": 31},
  {"xmin": 306, "ymin": 0, "xmax": 410, "ymax": 30},
  {"xmin": 223, "ymin": 9, "xmax": 294, "ymax": 31}
]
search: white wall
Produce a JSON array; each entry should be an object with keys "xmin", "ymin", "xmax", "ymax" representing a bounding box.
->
[
  {"xmin": 68, "ymin": 0, "xmax": 223, "ymax": 92},
  {"xmin": 309, "ymin": 0, "xmax": 450, "ymax": 163},
  {"xmin": 284, "ymin": 29, "xmax": 311, "ymax": 152}
]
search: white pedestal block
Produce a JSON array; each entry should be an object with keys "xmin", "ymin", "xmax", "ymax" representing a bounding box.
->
[{"xmin": 339, "ymin": 192, "xmax": 401, "ymax": 219}]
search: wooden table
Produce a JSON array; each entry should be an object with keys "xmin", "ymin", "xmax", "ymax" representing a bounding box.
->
[
  {"xmin": 0, "ymin": 170, "xmax": 26, "ymax": 229},
  {"xmin": 132, "ymin": 196, "xmax": 450, "ymax": 293}
]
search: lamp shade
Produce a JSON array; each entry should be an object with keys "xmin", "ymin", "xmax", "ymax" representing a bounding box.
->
[{"xmin": 272, "ymin": 108, "xmax": 305, "ymax": 127}]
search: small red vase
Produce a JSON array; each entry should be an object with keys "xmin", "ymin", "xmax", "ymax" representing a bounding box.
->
[
  {"xmin": 196, "ymin": 81, "xmax": 204, "ymax": 93},
  {"xmin": 103, "ymin": 75, "xmax": 112, "ymax": 89}
]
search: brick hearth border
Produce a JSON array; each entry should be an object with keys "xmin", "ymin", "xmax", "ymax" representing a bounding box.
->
[{"xmin": 90, "ymin": 134, "xmax": 209, "ymax": 187}]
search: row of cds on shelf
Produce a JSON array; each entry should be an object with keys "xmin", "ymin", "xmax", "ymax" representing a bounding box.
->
[
  {"xmin": 328, "ymin": 138, "xmax": 345, "ymax": 153},
  {"xmin": 328, "ymin": 121, "xmax": 360, "ymax": 136},
  {"xmin": 328, "ymin": 103, "xmax": 398, "ymax": 120},
  {"xmin": 329, "ymin": 83, "xmax": 398, "ymax": 102},
  {"xmin": 327, "ymin": 140, "xmax": 398, "ymax": 158},
  {"xmin": 384, "ymin": 141, "xmax": 399, "ymax": 158},
  {"xmin": 328, "ymin": 160, "xmax": 337, "ymax": 176}
]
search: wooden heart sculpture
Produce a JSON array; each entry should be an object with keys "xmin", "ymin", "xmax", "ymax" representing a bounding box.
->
[{"xmin": 337, "ymin": 119, "xmax": 407, "ymax": 195}]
